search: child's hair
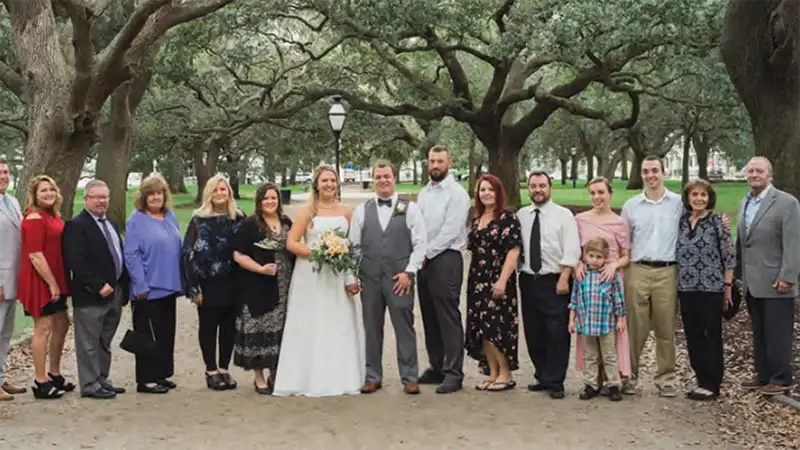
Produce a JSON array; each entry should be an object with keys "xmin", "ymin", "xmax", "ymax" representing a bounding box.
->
[{"xmin": 585, "ymin": 237, "xmax": 610, "ymax": 258}]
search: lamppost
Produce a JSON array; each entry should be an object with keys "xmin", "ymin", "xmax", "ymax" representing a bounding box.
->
[
  {"xmin": 570, "ymin": 147, "xmax": 577, "ymax": 188},
  {"xmin": 327, "ymin": 95, "xmax": 347, "ymax": 185}
]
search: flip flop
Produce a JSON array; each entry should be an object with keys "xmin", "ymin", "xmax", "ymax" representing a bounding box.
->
[
  {"xmin": 486, "ymin": 380, "xmax": 516, "ymax": 392},
  {"xmin": 475, "ymin": 379, "xmax": 496, "ymax": 391}
]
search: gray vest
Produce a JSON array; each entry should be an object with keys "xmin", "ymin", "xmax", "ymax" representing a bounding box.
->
[{"xmin": 359, "ymin": 198, "xmax": 412, "ymax": 282}]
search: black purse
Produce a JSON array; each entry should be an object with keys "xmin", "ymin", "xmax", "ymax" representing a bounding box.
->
[
  {"xmin": 119, "ymin": 304, "xmax": 157, "ymax": 356},
  {"xmin": 723, "ymin": 279, "xmax": 744, "ymax": 321}
]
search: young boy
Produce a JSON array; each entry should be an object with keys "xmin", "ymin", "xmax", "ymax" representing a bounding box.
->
[{"xmin": 569, "ymin": 237, "xmax": 627, "ymax": 401}]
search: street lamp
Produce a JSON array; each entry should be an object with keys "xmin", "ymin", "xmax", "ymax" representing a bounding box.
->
[
  {"xmin": 570, "ymin": 147, "xmax": 577, "ymax": 188},
  {"xmin": 328, "ymin": 95, "xmax": 347, "ymax": 186}
]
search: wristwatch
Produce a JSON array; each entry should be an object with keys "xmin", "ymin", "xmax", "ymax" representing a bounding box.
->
[{"xmin": 405, "ymin": 271, "xmax": 416, "ymax": 280}]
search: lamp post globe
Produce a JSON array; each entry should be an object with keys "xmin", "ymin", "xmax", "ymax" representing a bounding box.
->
[{"xmin": 328, "ymin": 95, "xmax": 347, "ymax": 186}]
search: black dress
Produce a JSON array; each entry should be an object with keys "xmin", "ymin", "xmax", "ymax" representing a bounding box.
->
[
  {"xmin": 465, "ymin": 210, "xmax": 522, "ymax": 374},
  {"xmin": 232, "ymin": 215, "xmax": 295, "ymax": 371}
]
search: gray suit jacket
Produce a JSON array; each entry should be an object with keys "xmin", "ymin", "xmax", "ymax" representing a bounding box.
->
[
  {"xmin": 0, "ymin": 194, "xmax": 22, "ymax": 299},
  {"xmin": 736, "ymin": 186, "xmax": 800, "ymax": 298}
]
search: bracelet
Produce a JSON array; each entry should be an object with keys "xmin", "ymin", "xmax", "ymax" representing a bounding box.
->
[{"xmin": 723, "ymin": 282, "xmax": 732, "ymax": 286}]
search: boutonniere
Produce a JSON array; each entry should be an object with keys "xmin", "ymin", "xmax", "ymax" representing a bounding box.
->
[
  {"xmin": 395, "ymin": 202, "xmax": 407, "ymax": 215},
  {"xmin": 254, "ymin": 238, "xmax": 280, "ymax": 250}
]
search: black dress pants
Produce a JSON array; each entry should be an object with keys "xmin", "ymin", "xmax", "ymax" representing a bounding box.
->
[
  {"xmin": 746, "ymin": 294, "xmax": 795, "ymax": 386},
  {"xmin": 132, "ymin": 295, "xmax": 177, "ymax": 384},
  {"xmin": 679, "ymin": 290, "xmax": 724, "ymax": 393},
  {"xmin": 519, "ymin": 273, "xmax": 571, "ymax": 391}
]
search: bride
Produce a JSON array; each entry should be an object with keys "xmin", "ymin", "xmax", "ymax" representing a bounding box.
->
[{"xmin": 272, "ymin": 165, "xmax": 365, "ymax": 396}]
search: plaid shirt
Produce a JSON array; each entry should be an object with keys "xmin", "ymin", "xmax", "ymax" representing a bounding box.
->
[{"xmin": 569, "ymin": 265, "xmax": 626, "ymax": 336}]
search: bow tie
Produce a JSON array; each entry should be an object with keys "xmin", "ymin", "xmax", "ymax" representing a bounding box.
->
[{"xmin": 378, "ymin": 198, "xmax": 392, "ymax": 207}]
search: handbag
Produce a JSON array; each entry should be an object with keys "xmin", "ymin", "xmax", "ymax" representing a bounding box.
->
[
  {"xmin": 713, "ymin": 213, "xmax": 742, "ymax": 321},
  {"xmin": 119, "ymin": 303, "xmax": 157, "ymax": 356}
]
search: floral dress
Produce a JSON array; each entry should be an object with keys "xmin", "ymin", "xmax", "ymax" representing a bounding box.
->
[{"xmin": 465, "ymin": 210, "xmax": 522, "ymax": 373}]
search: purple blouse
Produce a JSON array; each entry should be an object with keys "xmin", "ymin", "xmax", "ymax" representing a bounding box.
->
[{"xmin": 124, "ymin": 209, "xmax": 183, "ymax": 300}]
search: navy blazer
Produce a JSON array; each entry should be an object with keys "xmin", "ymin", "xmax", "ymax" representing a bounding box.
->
[{"xmin": 62, "ymin": 209, "xmax": 130, "ymax": 307}]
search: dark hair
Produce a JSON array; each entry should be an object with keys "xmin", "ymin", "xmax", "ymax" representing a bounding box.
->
[
  {"xmin": 642, "ymin": 155, "xmax": 665, "ymax": 173},
  {"xmin": 587, "ymin": 176, "xmax": 613, "ymax": 193},
  {"xmin": 681, "ymin": 178, "xmax": 717, "ymax": 211},
  {"xmin": 255, "ymin": 182, "xmax": 287, "ymax": 226},
  {"xmin": 474, "ymin": 174, "xmax": 506, "ymax": 220},
  {"xmin": 528, "ymin": 170, "xmax": 552, "ymax": 187},
  {"xmin": 371, "ymin": 160, "xmax": 398, "ymax": 180},
  {"xmin": 428, "ymin": 144, "xmax": 449, "ymax": 156}
]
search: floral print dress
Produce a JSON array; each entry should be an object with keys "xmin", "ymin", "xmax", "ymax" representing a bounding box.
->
[{"xmin": 465, "ymin": 210, "xmax": 522, "ymax": 373}]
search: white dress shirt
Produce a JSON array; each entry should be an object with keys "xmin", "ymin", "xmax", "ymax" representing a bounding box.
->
[
  {"xmin": 416, "ymin": 175, "xmax": 471, "ymax": 260},
  {"xmin": 349, "ymin": 193, "xmax": 428, "ymax": 273},
  {"xmin": 621, "ymin": 189, "xmax": 683, "ymax": 262},
  {"xmin": 517, "ymin": 201, "xmax": 581, "ymax": 275}
]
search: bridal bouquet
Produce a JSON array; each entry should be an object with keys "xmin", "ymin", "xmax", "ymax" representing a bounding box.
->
[{"xmin": 309, "ymin": 229, "xmax": 361, "ymax": 276}]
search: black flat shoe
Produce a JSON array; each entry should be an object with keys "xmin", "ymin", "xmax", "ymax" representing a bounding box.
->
[
  {"xmin": 156, "ymin": 379, "xmax": 177, "ymax": 389},
  {"xmin": 137, "ymin": 383, "xmax": 169, "ymax": 394},
  {"xmin": 206, "ymin": 373, "xmax": 227, "ymax": 391},
  {"xmin": 48, "ymin": 373, "xmax": 76, "ymax": 392},
  {"xmin": 81, "ymin": 388, "xmax": 117, "ymax": 399},
  {"xmin": 608, "ymin": 386, "xmax": 623, "ymax": 402},
  {"xmin": 579, "ymin": 385, "xmax": 599, "ymax": 400},
  {"xmin": 221, "ymin": 373, "xmax": 237, "ymax": 390},
  {"xmin": 418, "ymin": 369, "xmax": 445, "ymax": 385},
  {"xmin": 254, "ymin": 381, "xmax": 273, "ymax": 395}
]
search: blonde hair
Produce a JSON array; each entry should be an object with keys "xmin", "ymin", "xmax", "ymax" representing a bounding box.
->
[
  {"xmin": 307, "ymin": 164, "xmax": 339, "ymax": 229},
  {"xmin": 25, "ymin": 175, "xmax": 62, "ymax": 217},
  {"xmin": 133, "ymin": 174, "xmax": 172, "ymax": 213},
  {"xmin": 585, "ymin": 237, "xmax": 610, "ymax": 258},
  {"xmin": 193, "ymin": 174, "xmax": 239, "ymax": 220}
]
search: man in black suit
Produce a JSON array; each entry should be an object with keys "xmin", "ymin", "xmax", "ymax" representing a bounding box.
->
[{"xmin": 63, "ymin": 180, "xmax": 129, "ymax": 399}]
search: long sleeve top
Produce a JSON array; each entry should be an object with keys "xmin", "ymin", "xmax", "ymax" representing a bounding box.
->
[
  {"xmin": 181, "ymin": 213, "xmax": 245, "ymax": 299},
  {"xmin": 124, "ymin": 209, "xmax": 183, "ymax": 300}
]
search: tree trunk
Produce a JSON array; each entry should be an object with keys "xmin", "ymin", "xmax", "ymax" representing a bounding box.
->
[
  {"xmin": 412, "ymin": 158, "xmax": 418, "ymax": 184},
  {"xmin": 560, "ymin": 159, "xmax": 569, "ymax": 185},
  {"xmin": 192, "ymin": 135, "xmax": 225, "ymax": 204},
  {"xmin": 620, "ymin": 150, "xmax": 629, "ymax": 180},
  {"xmin": 164, "ymin": 160, "xmax": 185, "ymax": 195},
  {"xmin": 681, "ymin": 135, "xmax": 691, "ymax": 187},
  {"xmin": 289, "ymin": 168, "xmax": 297, "ymax": 185},
  {"xmin": 626, "ymin": 153, "xmax": 644, "ymax": 190},
  {"xmin": 720, "ymin": 0, "xmax": 800, "ymax": 198},
  {"xmin": 570, "ymin": 154, "xmax": 579, "ymax": 183},
  {"xmin": 467, "ymin": 133, "xmax": 478, "ymax": 197},
  {"xmin": 280, "ymin": 167, "xmax": 289, "ymax": 187},
  {"xmin": 585, "ymin": 155, "xmax": 594, "ymax": 181},
  {"xmin": 693, "ymin": 134, "xmax": 711, "ymax": 180},
  {"xmin": 487, "ymin": 144, "xmax": 523, "ymax": 209},
  {"xmin": 603, "ymin": 150, "xmax": 623, "ymax": 180},
  {"xmin": 595, "ymin": 155, "xmax": 605, "ymax": 180}
]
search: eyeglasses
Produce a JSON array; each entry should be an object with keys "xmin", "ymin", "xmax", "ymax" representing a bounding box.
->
[{"xmin": 86, "ymin": 195, "xmax": 109, "ymax": 200}]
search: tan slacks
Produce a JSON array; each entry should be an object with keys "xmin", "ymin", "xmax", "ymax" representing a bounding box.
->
[
  {"xmin": 581, "ymin": 333, "xmax": 620, "ymax": 389},
  {"xmin": 623, "ymin": 263, "xmax": 677, "ymax": 388}
]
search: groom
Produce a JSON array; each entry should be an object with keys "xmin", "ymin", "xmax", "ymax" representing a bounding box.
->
[{"xmin": 348, "ymin": 161, "xmax": 427, "ymax": 395}]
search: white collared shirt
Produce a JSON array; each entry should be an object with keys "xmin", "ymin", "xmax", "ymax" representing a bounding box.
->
[
  {"xmin": 417, "ymin": 175, "xmax": 471, "ymax": 260},
  {"xmin": 349, "ymin": 193, "xmax": 427, "ymax": 273},
  {"xmin": 621, "ymin": 189, "xmax": 683, "ymax": 262},
  {"xmin": 517, "ymin": 201, "xmax": 581, "ymax": 275}
]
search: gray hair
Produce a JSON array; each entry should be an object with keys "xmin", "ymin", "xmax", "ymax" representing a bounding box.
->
[
  {"xmin": 84, "ymin": 179, "xmax": 108, "ymax": 194},
  {"xmin": 747, "ymin": 156, "xmax": 773, "ymax": 175},
  {"xmin": 0, "ymin": 156, "xmax": 8, "ymax": 166}
]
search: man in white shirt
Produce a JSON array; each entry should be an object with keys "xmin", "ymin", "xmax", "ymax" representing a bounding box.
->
[
  {"xmin": 518, "ymin": 171, "xmax": 581, "ymax": 399},
  {"xmin": 621, "ymin": 155, "xmax": 683, "ymax": 397},
  {"xmin": 348, "ymin": 161, "xmax": 427, "ymax": 395},
  {"xmin": 416, "ymin": 145, "xmax": 471, "ymax": 394},
  {"xmin": 0, "ymin": 157, "xmax": 25, "ymax": 401}
]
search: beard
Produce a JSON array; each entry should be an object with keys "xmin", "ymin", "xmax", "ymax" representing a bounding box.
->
[
  {"xmin": 530, "ymin": 192, "xmax": 550, "ymax": 206},
  {"xmin": 429, "ymin": 169, "xmax": 448, "ymax": 182}
]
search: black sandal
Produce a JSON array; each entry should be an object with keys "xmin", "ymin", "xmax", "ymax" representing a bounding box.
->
[
  {"xmin": 32, "ymin": 380, "xmax": 64, "ymax": 399},
  {"xmin": 254, "ymin": 380, "xmax": 272, "ymax": 395},
  {"xmin": 475, "ymin": 379, "xmax": 496, "ymax": 391},
  {"xmin": 206, "ymin": 373, "xmax": 227, "ymax": 391},
  {"xmin": 221, "ymin": 373, "xmax": 237, "ymax": 390},
  {"xmin": 48, "ymin": 373, "xmax": 75, "ymax": 392}
]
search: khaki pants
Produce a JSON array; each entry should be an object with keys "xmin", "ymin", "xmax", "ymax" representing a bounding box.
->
[
  {"xmin": 624, "ymin": 263, "xmax": 677, "ymax": 388},
  {"xmin": 581, "ymin": 333, "xmax": 619, "ymax": 388}
]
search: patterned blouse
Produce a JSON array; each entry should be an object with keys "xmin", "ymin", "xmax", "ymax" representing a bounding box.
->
[
  {"xmin": 182, "ymin": 213, "xmax": 245, "ymax": 298},
  {"xmin": 676, "ymin": 211, "xmax": 736, "ymax": 293},
  {"xmin": 569, "ymin": 266, "xmax": 626, "ymax": 336}
]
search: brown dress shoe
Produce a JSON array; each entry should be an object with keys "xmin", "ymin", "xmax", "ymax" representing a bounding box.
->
[
  {"xmin": 2, "ymin": 382, "xmax": 27, "ymax": 395},
  {"xmin": 403, "ymin": 383, "xmax": 420, "ymax": 395},
  {"xmin": 360, "ymin": 382, "xmax": 381, "ymax": 394},
  {"xmin": 0, "ymin": 388, "xmax": 13, "ymax": 401}
]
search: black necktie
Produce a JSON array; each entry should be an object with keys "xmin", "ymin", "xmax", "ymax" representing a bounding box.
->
[
  {"xmin": 529, "ymin": 209, "xmax": 542, "ymax": 273},
  {"xmin": 99, "ymin": 218, "xmax": 122, "ymax": 279},
  {"xmin": 378, "ymin": 198, "xmax": 392, "ymax": 207}
]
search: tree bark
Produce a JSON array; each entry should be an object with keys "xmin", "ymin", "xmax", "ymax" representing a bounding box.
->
[
  {"xmin": 603, "ymin": 149, "xmax": 624, "ymax": 180},
  {"xmin": 486, "ymin": 143, "xmax": 523, "ymax": 209},
  {"xmin": 692, "ymin": 134, "xmax": 711, "ymax": 180},
  {"xmin": 560, "ymin": 159, "xmax": 568, "ymax": 185},
  {"xmin": 681, "ymin": 135, "xmax": 691, "ymax": 187},
  {"xmin": 620, "ymin": 150, "xmax": 629, "ymax": 180},
  {"xmin": 467, "ymin": 133, "xmax": 478, "ymax": 197},
  {"xmin": 720, "ymin": 0, "xmax": 800, "ymax": 198},
  {"xmin": 192, "ymin": 135, "xmax": 226, "ymax": 204}
]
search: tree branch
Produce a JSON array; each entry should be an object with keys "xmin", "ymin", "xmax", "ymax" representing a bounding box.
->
[
  {"xmin": 0, "ymin": 57, "xmax": 25, "ymax": 101},
  {"xmin": 0, "ymin": 117, "xmax": 27, "ymax": 138},
  {"xmin": 492, "ymin": 0, "xmax": 516, "ymax": 33},
  {"xmin": 55, "ymin": 0, "xmax": 95, "ymax": 113}
]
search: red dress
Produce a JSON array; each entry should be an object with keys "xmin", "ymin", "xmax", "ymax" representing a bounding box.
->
[{"xmin": 17, "ymin": 210, "xmax": 69, "ymax": 318}]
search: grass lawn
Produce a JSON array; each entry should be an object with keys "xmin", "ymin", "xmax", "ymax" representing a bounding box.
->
[{"xmin": 10, "ymin": 179, "xmax": 747, "ymax": 339}]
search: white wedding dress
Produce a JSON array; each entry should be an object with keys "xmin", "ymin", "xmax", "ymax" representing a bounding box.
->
[{"xmin": 272, "ymin": 215, "xmax": 366, "ymax": 397}]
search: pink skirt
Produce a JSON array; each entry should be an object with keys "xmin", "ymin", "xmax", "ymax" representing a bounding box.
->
[{"xmin": 575, "ymin": 328, "xmax": 631, "ymax": 378}]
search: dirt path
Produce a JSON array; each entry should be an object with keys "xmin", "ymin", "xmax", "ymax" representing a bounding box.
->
[{"xmin": 0, "ymin": 198, "xmax": 739, "ymax": 450}]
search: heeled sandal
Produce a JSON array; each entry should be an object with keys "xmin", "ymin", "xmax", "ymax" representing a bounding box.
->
[
  {"xmin": 206, "ymin": 373, "xmax": 227, "ymax": 391},
  {"xmin": 48, "ymin": 373, "xmax": 75, "ymax": 392},
  {"xmin": 32, "ymin": 380, "xmax": 64, "ymax": 399},
  {"xmin": 221, "ymin": 373, "xmax": 237, "ymax": 390}
]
